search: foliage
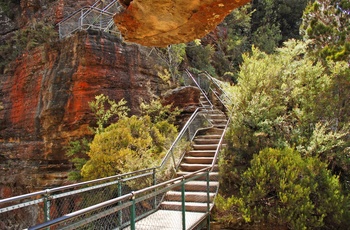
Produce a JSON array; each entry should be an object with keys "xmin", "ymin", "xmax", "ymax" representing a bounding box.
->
[
  {"xmin": 301, "ymin": 0, "xmax": 350, "ymax": 62},
  {"xmin": 186, "ymin": 5, "xmax": 252, "ymax": 81},
  {"xmin": 216, "ymin": 148, "xmax": 348, "ymax": 229},
  {"xmin": 186, "ymin": 41, "xmax": 216, "ymax": 76},
  {"xmin": 220, "ymin": 40, "xmax": 350, "ymax": 226},
  {"xmin": 65, "ymin": 138, "xmax": 90, "ymax": 181},
  {"xmin": 139, "ymin": 99, "xmax": 181, "ymax": 124},
  {"xmin": 224, "ymin": 41, "xmax": 325, "ymax": 160},
  {"xmin": 156, "ymin": 44, "xmax": 187, "ymax": 82},
  {"xmin": 81, "ymin": 115, "xmax": 177, "ymax": 182},
  {"xmin": 251, "ymin": 0, "xmax": 308, "ymax": 53},
  {"xmin": 88, "ymin": 94, "xmax": 129, "ymax": 134},
  {"xmin": 0, "ymin": 21, "xmax": 58, "ymax": 73}
]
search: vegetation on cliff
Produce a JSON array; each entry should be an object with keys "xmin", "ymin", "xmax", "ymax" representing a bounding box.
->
[
  {"xmin": 1, "ymin": 0, "xmax": 349, "ymax": 228},
  {"xmin": 66, "ymin": 95, "xmax": 179, "ymax": 181}
]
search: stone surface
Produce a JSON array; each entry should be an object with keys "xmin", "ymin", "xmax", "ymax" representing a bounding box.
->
[
  {"xmin": 162, "ymin": 86, "xmax": 200, "ymax": 112},
  {"xmin": 0, "ymin": 30, "xmax": 167, "ymax": 196},
  {"xmin": 113, "ymin": 0, "xmax": 251, "ymax": 47}
]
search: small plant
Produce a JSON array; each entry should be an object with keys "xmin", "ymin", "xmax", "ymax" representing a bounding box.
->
[
  {"xmin": 88, "ymin": 94, "xmax": 129, "ymax": 134},
  {"xmin": 0, "ymin": 21, "xmax": 58, "ymax": 73},
  {"xmin": 65, "ymin": 138, "xmax": 90, "ymax": 181}
]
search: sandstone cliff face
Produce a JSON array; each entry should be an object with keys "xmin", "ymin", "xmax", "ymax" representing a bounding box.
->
[
  {"xmin": 114, "ymin": 0, "xmax": 251, "ymax": 47},
  {"xmin": 0, "ymin": 30, "xmax": 168, "ymax": 197}
]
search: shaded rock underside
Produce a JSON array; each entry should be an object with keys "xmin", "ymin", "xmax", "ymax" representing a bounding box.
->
[{"xmin": 114, "ymin": 0, "xmax": 251, "ymax": 47}]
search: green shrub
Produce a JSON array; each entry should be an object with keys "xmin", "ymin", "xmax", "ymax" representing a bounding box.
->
[
  {"xmin": 81, "ymin": 115, "xmax": 177, "ymax": 185},
  {"xmin": 216, "ymin": 148, "xmax": 348, "ymax": 229}
]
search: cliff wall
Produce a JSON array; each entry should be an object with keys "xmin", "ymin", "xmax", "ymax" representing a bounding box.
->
[{"xmin": 0, "ymin": 30, "xmax": 167, "ymax": 196}]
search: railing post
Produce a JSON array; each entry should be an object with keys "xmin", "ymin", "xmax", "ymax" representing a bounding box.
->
[
  {"xmin": 43, "ymin": 190, "xmax": 51, "ymax": 223},
  {"xmin": 130, "ymin": 193, "xmax": 136, "ymax": 230},
  {"xmin": 206, "ymin": 170, "xmax": 211, "ymax": 230},
  {"xmin": 117, "ymin": 180, "xmax": 123, "ymax": 226},
  {"xmin": 80, "ymin": 9, "xmax": 83, "ymax": 29},
  {"xmin": 181, "ymin": 178, "xmax": 186, "ymax": 230},
  {"xmin": 171, "ymin": 149, "xmax": 176, "ymax": 171},
  {"xmin": 153, "ymin": 168, "xmax": 157, "ymax": 209}
]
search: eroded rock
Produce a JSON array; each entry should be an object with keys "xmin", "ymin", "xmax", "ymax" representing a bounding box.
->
[
  {"xmin": 0, "ymin": 30, "xmax": 166, "ymax": 195},
  {"xmin": 113, "ymin": 0, "xmax": 251, "ymax": 47}
]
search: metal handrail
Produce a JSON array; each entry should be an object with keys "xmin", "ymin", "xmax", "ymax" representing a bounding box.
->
[
  {"xmin": 0, "ymin": 168, "xmax": 154, "ymax": 206},
  {"xmin": 57, "ymin": 0, "xmax": 122, "ymax": 39},
  {"xmin": 158, "ymin": 107, "xmax": 205, "ymax": 170},
  {"xmin": 210, "ymin": 118, "xmax": 230, "ymax": 171},
  {"xmin": 203, "ymin": 71, "xmax": 233, "ymax": 110},
  {"xmin": 28, "ymin": 168, "xmax": 212, "ymax": 230},
  {"xmin": 185, "ymin": 69, "xmax": 213, "ymax": 109}
]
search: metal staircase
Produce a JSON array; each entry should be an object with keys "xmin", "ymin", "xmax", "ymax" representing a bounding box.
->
[
  {"xmin": 57, "ymin": 0, "xmax": 124, "ymax": 39},
  {"xmin": 0, "ymin": 71, "xmax": 230, "ymax": 230},
  {"xmin": 161, "ymin": 108, "xmax": 226, "ymax": 213}
]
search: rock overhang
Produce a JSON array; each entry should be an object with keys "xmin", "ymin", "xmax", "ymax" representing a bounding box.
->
[{"xmin": 113, "ymin": 0, "xmax": 251, "ymax": 47}]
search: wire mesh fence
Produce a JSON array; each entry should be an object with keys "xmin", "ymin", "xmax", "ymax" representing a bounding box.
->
[
  {"xmin": 57, "ymin": 0, "xmax": 123, "ymax": 39},
  {"xmin": 0, "ymin": 169, "xmax": 156, "ymax": 229},
  {"xmin": 156, "ymin": 109, "xmax": 212, "ymax": 183},
  {"xmin": 27, "ymin": 170, "xmax": 213, "ymax": 230}
]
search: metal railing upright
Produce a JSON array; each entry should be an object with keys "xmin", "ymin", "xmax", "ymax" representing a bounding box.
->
[
  {"xmin": 0, "ymin": 108, "xmax": 213, "ymax": 229},
  {"xmin": 0, "ymin": 69, "xmax": 233, "ymax": 230},
  {"xmin": 57, "ymin": 0, "xmax": 123, "ymax": 39},
  {"xmin": 27, "ymin": 168, "xmax": 214, "ymax": 230}
]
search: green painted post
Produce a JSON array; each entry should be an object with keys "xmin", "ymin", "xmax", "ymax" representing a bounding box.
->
[
  {"xmin": 206, "ymin": 171, "xmax": 211, "ymax": 230},
  {"xmin": 130, "ymin": 193, "xmax": 136, "ymax": 230},
  {"xmin": 118, "ymin": 181, "xmax": 123, "ymax": 226},
  {"xmin": 181, "ymin": 178, "xmax": 186, "ymax": 230},
  {"xmin": 153, "ymin": 168, "xmax": 157, "ymax": 209},
  {"xmin": 43, "ymin": 191, "xmax": 50, "ymax": 222}
]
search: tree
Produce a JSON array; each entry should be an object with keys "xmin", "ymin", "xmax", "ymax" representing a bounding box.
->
[
  {"xmin": 250, "ymin": 0, "xmax": 308, "ymax": 53},
  {"xmin": 65, "ymin": 138, "xmax": 90, "ymax": 181},
  {"xmin": 220, "ymin": 40, "xmax": 350, "ymax": 200},
  {"xmin": 301, "ymin": 0, "xmax": 350, "ymax": 63},
  {"xmin": 155, "ymin": 44, "xmax": 187, "ymax": 82}
]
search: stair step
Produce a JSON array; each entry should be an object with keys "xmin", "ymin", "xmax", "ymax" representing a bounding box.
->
[
  {"xmin": 165, "ymin": 191, "xmax": 215, "ymax": 202},
  {"xmin": 195, "ymin": 134, "xmax": 222, "ymax": 139},
  {"xmin": 180, "ymin": 163, "xmax": 217, "ymax": 172},
  {"xmin": 187, "ymin": 150, "xmax": 216, "ymax": 157},
  {"xmin": 214, "ymin": 124, "xmax": 227, "ymax": 128},
  {"xmin": 172, "ymin": 181, "xmax": 219, "ymax": 192},
  {"xmin": 198, "ymin": 128, "xmax": 224, "ymax": 135},
  {"xmin": 176, "ymin": 171, "xmax": 219, "ymax": 181},
  {"xmin": 192, "ymin": 144, "xmax": 219, "ymax": 150},
  {"xmin": 183, "ymin": 156, "xmax": 214, "ymax": 164},
  {"xmin": 208, "ymin": 114, "xmax": 227, "ymax": 119},
  {"xmin": 194, "ymin": 138, "xmax": 220, "ymax": 145},
  {"xmin": 209, "ymin": 119, "xmax": 227, "ymax": 124},
  {"xmin": 161, "ymin": 201, "xmax": 213, "ymax": 212}
]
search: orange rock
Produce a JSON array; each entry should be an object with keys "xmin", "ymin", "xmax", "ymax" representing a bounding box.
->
[{"xmin": 114, "ymin": 0, "xmax": 251, "ymax": 47}]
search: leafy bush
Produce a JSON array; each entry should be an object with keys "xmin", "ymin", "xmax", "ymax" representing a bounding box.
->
[
  {"xmin": 81, "ymin": 115, "xmax": 177, "ymax": 182},
  {"xmin": 88, "ymin": 94, "xmax": 129, "ymax": 134},
  {"xmin": 218, "ymin": 40, "xmax": 350, "ymax": 228},
  {"xmin": 221, "ymin": 41, "xmax": 350, "ymax": 184},
  {"xmin": 65, "ymin": 138, "xmax": 90, "ymax": 181},
  {"xmin": 216, "ymin": 148, "xmax": 348, "ymax": 229}
]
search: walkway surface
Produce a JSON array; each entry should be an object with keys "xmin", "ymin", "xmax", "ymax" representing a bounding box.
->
[{"xmin": 123, "ymin": 210, "xmax": 206, "ymax": 230}]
